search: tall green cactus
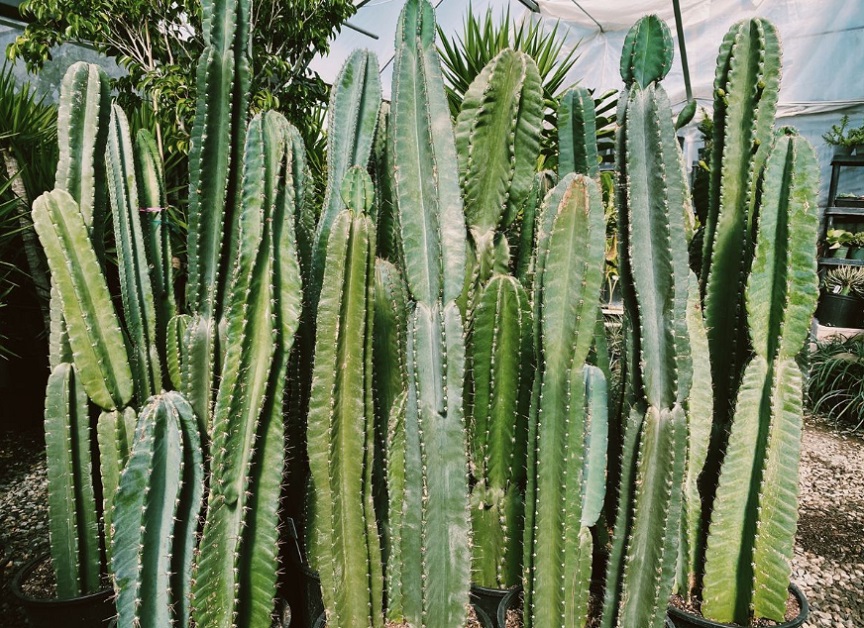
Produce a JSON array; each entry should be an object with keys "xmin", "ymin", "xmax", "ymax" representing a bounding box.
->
[
  {"xmin": 700, "ymin": 19, "xmax": 780, "ymax": 437},
  {"xmin": 106, "ymin": 105, "xmax": 162, "ymax": 401},
  {"xmin": 523, "ymin": 174, "xmax": 607, "ymax": 628},
  {"xmin": 135, "ymin": 128, "xmax": 176, "ymax": 388},
  {"xmin": 112, "ymin": 392, "xmax": 203, "ymax": 628},
  {"xmin": 455, "ymin": 48, "xmax": 543, "ymax": 308},
  {"xmin": 387, "ymin": 1, "xmax": 470, "ymax": 625},
  {"xmin": 183, "ymin": 0, "xmax": 251, "ymax": 427},
  {"xmin": 701, "ymin": 131, "xmax": 818, "ymax": 625},
  {"xmin": 558, "ymin": 87, "xmax": 599, "ymax": 179},
  {"xmin": 307, "ymin": 168, "xmax": 383, "ymax": 628},
  {"xmin": 467, "ymin": 274, "xmax": 533, "ymax": 589},
  {"xmin": 42, "ymin": 363, "xmax": 100, "ymax": 598},
  {"xmin": 33, "ymin": 189, "xmax": 133, "ymax": 411},
  {"xmin": 601, "ymin": 17, "xmax": 692, "ymax": 628},
  {"xmin": 312, "ymin": 50, "xmax": 381, "ymax": 306},
  {"xmin": 193, "ymin": 111, "xmax": 303, "ymax": 628}
]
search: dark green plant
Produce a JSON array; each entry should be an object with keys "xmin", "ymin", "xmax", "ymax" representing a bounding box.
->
[
  {"xmin": 808, "ymin": 335, "xmax": 864, "ymax": 431},
  {"xmin": 8, "ymin": 0, "xmax": 355, "ymax": 158},
  {"xmin": 822, "ymin": 114, "xmax": 864, "ymax": 149}
]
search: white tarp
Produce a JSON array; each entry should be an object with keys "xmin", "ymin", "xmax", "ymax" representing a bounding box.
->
[{"xmin": 311, "ymin": 0, "xmax": 864, "ymax": 200}]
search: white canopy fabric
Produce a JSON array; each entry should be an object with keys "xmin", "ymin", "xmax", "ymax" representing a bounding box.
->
[{"xmin": 311, "ymin": 0, "xmax": 864, "ymax": 201}]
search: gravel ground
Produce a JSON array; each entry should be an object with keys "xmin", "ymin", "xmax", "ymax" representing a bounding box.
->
[{"xmin": 0, "ymin": 417, "xmax": 861, "ymax": 628}]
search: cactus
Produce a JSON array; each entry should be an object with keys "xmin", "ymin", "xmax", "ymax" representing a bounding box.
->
[
  {"xmin": 183, "ymin": 0, "xmax": 251, "ymax": 428},
  {"xmin": 106, "ymin": 105, "xmax": 162, "ymax": 400},
  {"xmin": 307, "ymin": 168, "xmax": 383, "ymax": 628},
  {"xmin": 699, "ymin": 19, "xmax": 780, "ymax": 438},
  {"xmin": 311, "ymin": 49, "xmax": 381, "ymax": 310},
  {"xmin": 96, "ymin": 407, "xmax": 136, "ymax": 566},
  {"xmin": 387, "ymin": 1, "xmax": 470, "ymax": 626},
  {"xmin": 135, "ymin": 128, "xmax": 176, "ymax": 388},
  {"xmin": 32, "ymin": 189, "xmax": 133, "ymax": 411},
  {"xmin": 192, "ymin": 111, "xmax": 303, "ymax": 628},
  {"xmin": 467, "ymin": 274, "xmax": 533, "ymax": 589},
  {"xmin": 523, "ymin": 174, "xmax": 607, "ymax": 628},
  {"xmin": 455, "ymin": 48, "xmax": 542, "ymax": 308},
  {"xmin": 677, "ymin": 274, "xmax": 713, "ymax": 598},
  {"xmin": 43, "ymin": 363, "xmax": 100, "ymax": 598},
  {"xmin": 601, "ymin": 17, "xmax": 692, "ymax": 628},
  {"xmin": 701, "ymin": 131, "xmax": 818, "ymax": 624},
  {"xmin": 112, "ymin": 392, "xmax": 203, "ymax": 628},
  {"xmin": 558, "ymin": 87, "xmax": 599, "ymax": 179}
]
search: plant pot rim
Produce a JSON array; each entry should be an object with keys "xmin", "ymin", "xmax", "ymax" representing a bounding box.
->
[
  {"xmin": 9, "ymin": 552, "xmax": 113, "ymax": 607},
  {"xmin": 667, "ymin": 583, "xmax": 809, "ymax": 628}
]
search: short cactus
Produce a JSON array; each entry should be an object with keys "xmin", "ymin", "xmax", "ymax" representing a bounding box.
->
[{"xmin": 112, "ymin": 392, "xmax": 203, "ymax": 628}]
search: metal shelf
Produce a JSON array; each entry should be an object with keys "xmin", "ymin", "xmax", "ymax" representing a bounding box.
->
[
  {"xmin": 825, "ymin": 206, "xmax": 864, "ymax": 217},
  {"xmin": 819, "ymin": 257, "xmax": 864, "ymax": 267}
]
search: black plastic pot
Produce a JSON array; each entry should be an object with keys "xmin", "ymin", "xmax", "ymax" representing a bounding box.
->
[
  {"xmin": 667, "ymin": 583, "xmax": 809, "ymax": 628},
  {"xmin": 286, "ymin": 519, "xmax": 324, "ymax": 628},
  {"xmin": 10, "ymin": 553, "xmax": 115, "ymax": 628},
  {"xmin": 471, "ymin": 583, "xmax": 517, "ymax": 627},
  {"xmin": 312, "ymin": 605, "xmax": 494, "ymax": 627},
  {"xmin": 496, "ymin": 584, "xmax": 521, "ymax": 627},
  {"xmin": 816, "ymin": 292, "xmax": 864, "ymax": 328}
]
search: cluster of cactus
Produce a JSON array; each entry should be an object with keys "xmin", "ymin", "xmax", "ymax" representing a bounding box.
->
[
  {"xmin": 31, "ymin": 0, "xmax": 819, "ymax": 626},
  {"xmin": 35, "ymin": 0, "xmax": 307, "ymax": 625}
]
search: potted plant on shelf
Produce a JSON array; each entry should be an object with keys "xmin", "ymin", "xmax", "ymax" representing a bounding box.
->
[
  {"xmin": 815, "ymin": 266, "xmax": 864, "ymax": 328},
  {"xmin": 835, "ymin": 192, "xmax": 864, "ymax": 209},
  {"xmin": 826, "ymin": 228, "xmax": 855, "ymax": 258},
  {"xmin": 823, "ymin": 114, "xmax": 864, "ymax": 156},
  {"xmin": 848, "ymin": 231, "xmax": 864, "ymax": 260}
]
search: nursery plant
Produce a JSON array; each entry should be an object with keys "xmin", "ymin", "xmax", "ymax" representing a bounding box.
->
[
  {"xmin": 822, "ymin": 114, "xmax": 864, "ymax": 153},
  {"xmin": 670, "ymin": 16, "xmax": 820, "ymax": 628},
  {"xmin": 24, "ymin": 2, "xmax": 821, "ymax": 628},
  {"xmin": 822, "ymin": 266, "xmax": 864, "ymax": 297},
  {"xmin": 808, "ymin": 334, "xmax": 864, "ymax": 431}
]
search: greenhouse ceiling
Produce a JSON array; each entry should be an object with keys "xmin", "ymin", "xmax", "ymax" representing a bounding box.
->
[{"xmin": 312, "ymin": 0, "xmax": 864, "ymax": 118}]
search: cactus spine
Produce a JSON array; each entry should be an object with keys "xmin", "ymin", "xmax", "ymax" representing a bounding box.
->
[
  {"xmin": 112, "ymin": 392, "xmax": 203, "ymax": 628},
  {"xmin": 702, "ymin": 131, "xmax": 818, "ymax": 624},
  {"xmin": 601, "ymin": 17, "xmax": 691, "ymax": 628},
  {"xmin": 307, "ymin": 168, "xmax": 383, "ymax": 627},
  {"xmin": 388, "ymin": 1, "xmax": 470, "ymax": 625},
  {"xmin": 193, "ymin": 111, "xmax": 303, "ymax": 628},
  {"xmin": 523, "ymin": 174, "xmax": 607, "ymax": 627}
]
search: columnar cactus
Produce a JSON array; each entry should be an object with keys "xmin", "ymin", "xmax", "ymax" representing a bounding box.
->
[
  {"xmin": 112, "ymin": 392, "xmax": 203, "ymax": 628},
  {"xmin": 134, "ymin": 128, "xmax": 176, "ymax": 388},
  {"xmin": 601, "ymin": 16, "xmax": 692, "ymax": 628},
  {"xmin": 699, "ymin": 19, "xmax": 780, "ymax": 439},
  {"xmin": 558, "ymin": 87, "xmax": 599, "ymax": 179},
  {"xmin": 701, "ymin": 131, "xmax": 819, "ymax": 624},
  {"xmin": 455, "ymin": 48, "xmax": 542, "ymax": 309},
  {"xmin": 467, "ymin": 274, "xmax": 533, "ymax": 589},
  {"xmin": 386, "ymin": 1, "xmax": 471, "ymax": 625},
  {"xmin": 182, "ymin": 0, "xmax": 251, "ymax": 428},
  {"xmin": 522, "ymin": 174, "xmax": 607, "ymax": 628},
  {"xmin": 192, "ymin": 110, "xmax": 304, "ymax": 628},
  {"xmin": 307, "ymin": 168, "xmax": 384, "ymax": 628}
]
